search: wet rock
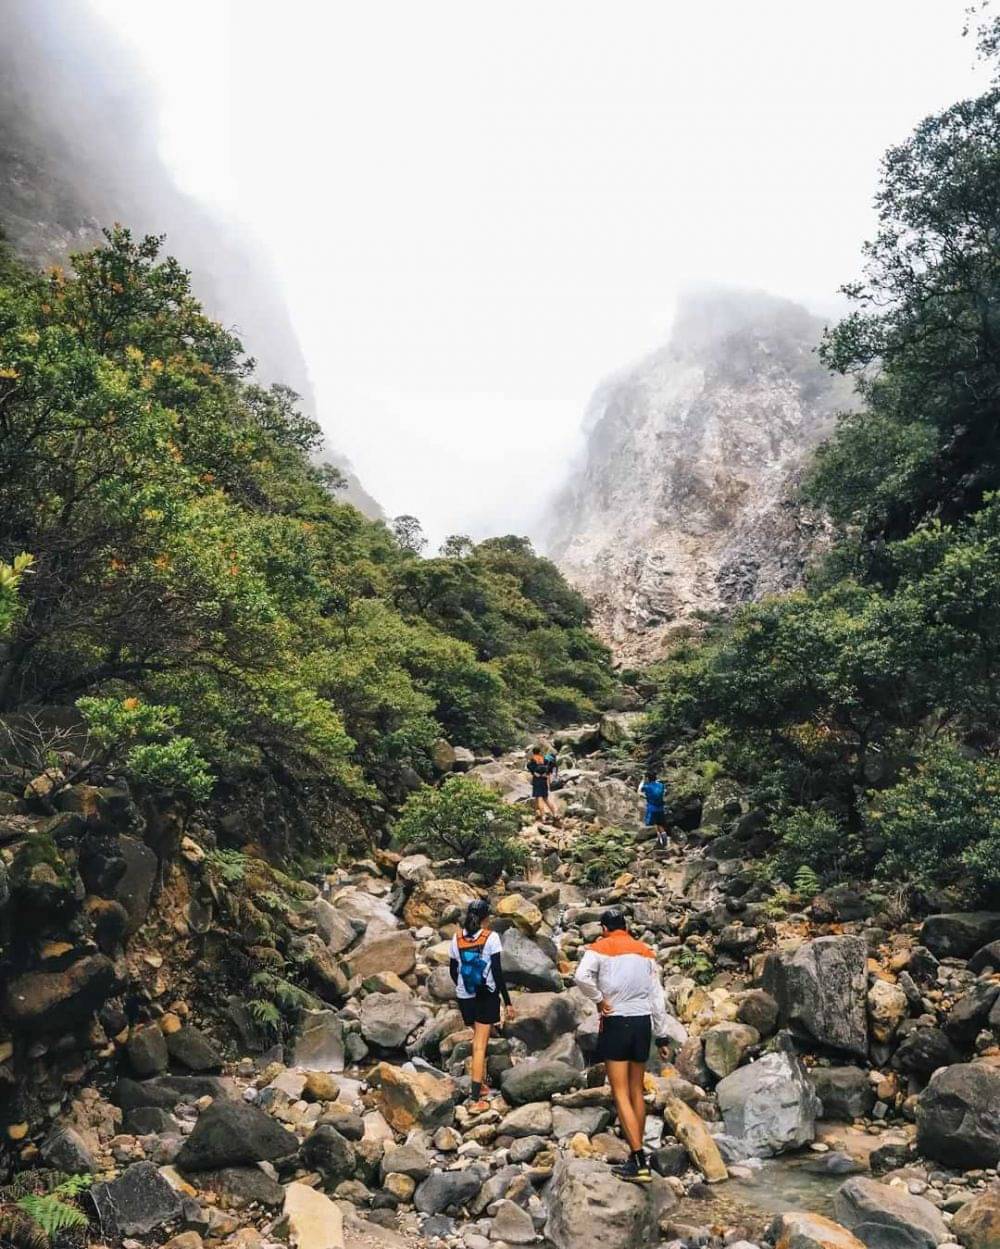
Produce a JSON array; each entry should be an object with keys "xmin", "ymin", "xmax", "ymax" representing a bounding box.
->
[
  {"xmin": 373, "ymin": 1061, "xmax": 456, "ymax": 1132},
  {"xmin": 810, "ymin": 1067, "xmax": 876, "ymax": 1121},
  {"xmin": 703, "ymin": 1022, "xmax": 760, "ymax": 1079},
  {"xmin": 282, "ymin": 1180, "xmax": 344, "ymax": 1249},
  {"xmin": 175, "ymin": 1100, "xmax": 298, "ymax": 1170},
  {"xmin": 165, "ymin": 1026, "xmax": 224, "ymax": 1072},
  {"xmin": 91, "ymin": 1160, "xmax": 183, "ymax": 1236},
  {"xmin": 359, "ymin": 993, "xmax": 427, "ymax": 1050},
  {"xmin": 661, "ymin": 1095, "xmax": 728, "ymax": 1182},
  {"xmin": 916, "ymin": 1062, "xmax": 1000, "ymax": 1168},
  {"xmin": 893, "ymin": 1028, "xmax": 961, "ymax": 1078},
  {"xmin": 834, "ymin": 1176, "xmax": 950, "ymax": 1249},
  {"xmin": 302, "ymin": 1123, "xmax": 356, "ymax": 1184},
  {"xmin": 500, "ymin": 927, "xmax": 562, "ymax": 992},
  {"xmin": 128, "ymin": 1023, "xmax": 169, "ymax": 1076},
  {"xmin": 543, "ymin": 1155, "xmax": 659, "ymax": 1249},
  {"xmin": 500, "ymin": 1059, "xmax": 579, "ymax": 1105},
  {"xmin": 414, "ymin": 1167, "xmax": 485, "ymax": 1215},
  {"xmin": 403, "ymin": 878, "xmax": 477, "ymax": 928},
  {"xmin": 1, "ymin": 953, "xmax": 114, "ymax": 1032},
  {"xmin": 950, "ymin": 1187, "xmax": 1000, "ymax": 1249},
  {"xmin": 869, "ymin": 1143, "xmax": 915, "ymax": 1176},
  {"xmin": 347, "ymin": 930, "xmax": 417, "ymax": 981},
  {"xmin": 920, "ymin": 914, "xmax": 1000, "ymax": 960},
  {"xmin": 762, "ymin": 935, "xmax": 868, "ymax": 1058},
  {"xmin": 770, "ymin": 1211, "xmax": 867, "ymax": 1249},
  {"xmin": 716, "ymin": 1051, "xmax": 821, "ymax": 1157},
  {"xmin": 294, "ymin": 1010, "xmax": 346, "ymax": 1072}
]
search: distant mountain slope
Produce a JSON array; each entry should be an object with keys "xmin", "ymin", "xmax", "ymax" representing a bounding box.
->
[
  {"xmin": 543, "ymin": 288, "xmax": 852, "ymax": 663},
  {"xmin": 0, "ymin": 0, "xmax": 380, "ymax": 518}
]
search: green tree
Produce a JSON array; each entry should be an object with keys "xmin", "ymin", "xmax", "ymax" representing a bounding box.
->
[{"xmin": 393, "ymin": 775, "xmax": 527, "ymax": 880}]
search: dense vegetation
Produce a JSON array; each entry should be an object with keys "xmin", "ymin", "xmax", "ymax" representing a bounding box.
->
[
  {"xmin": 0, "ymin": 229, "xmax": 611, "ymax": 852},
  {"xmin": 645, "ymin": 22, "xmax": 1000, "ymax": 902}
]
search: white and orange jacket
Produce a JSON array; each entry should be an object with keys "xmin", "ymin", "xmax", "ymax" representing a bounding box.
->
[{"xmin": 574, "ymin": 929, "xmax": 685, "ymax": 1045}]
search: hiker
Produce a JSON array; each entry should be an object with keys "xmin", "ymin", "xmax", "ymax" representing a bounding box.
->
[
  {"xmin": 638, "ymin": 769, "xmax": 669, "ymax": 849},
  {"xmin": 527, "ymin": 745, "xmax": 559, "ymax": 824},
  {"xmin": 574, "ymin": 907, "xmax": 677, "ymax": 1184},
  {"xmin": 542, "ymin": 741, "xmax": 560, "ymax": 784},
  {"xmin": 449, "ymin": 898, "xmax": 514, "ymax": 1112}
]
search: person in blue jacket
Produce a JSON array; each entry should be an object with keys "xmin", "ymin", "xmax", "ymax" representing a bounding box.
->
[{"xmin": 638, "ymin": 770, "xmax": 669, "ymax": 848}]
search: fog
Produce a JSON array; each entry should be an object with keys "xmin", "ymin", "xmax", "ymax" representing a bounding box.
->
[{"xmin": 74, "ymin": 3, "xmax": 995, "ymax": 543}]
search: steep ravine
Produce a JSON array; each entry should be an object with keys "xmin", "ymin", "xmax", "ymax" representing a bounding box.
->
[
  {"xmin": 544, "ymin": 290, "xmax": 854, "ymax": 664},
  {"xmin": 2, "ymin": 717, "xmax": 998, "ymax": 1249}
]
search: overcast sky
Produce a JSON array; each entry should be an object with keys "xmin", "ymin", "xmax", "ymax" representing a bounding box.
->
[{"xmin": 89, "ymin": 0, "xmax": 988, "ymax": 546}]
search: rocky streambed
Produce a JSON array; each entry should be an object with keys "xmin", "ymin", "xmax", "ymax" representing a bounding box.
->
[{"xmin": 2, "ymin": 720, "xmax": 1000, "ymax": 1249}]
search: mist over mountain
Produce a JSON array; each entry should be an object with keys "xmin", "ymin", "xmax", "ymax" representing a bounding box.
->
[
  {"xmin": 0, "ymin": 0, "xmax": 381, "ymax": 517},
  {"xmin": 543, "ymin": 287, "xmax": 854, "ymax": 662}
]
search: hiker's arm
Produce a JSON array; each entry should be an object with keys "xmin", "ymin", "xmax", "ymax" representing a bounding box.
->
[
  {"xmin": 449, "ymin": 957, "xmax": 459, "ymax": 986},
  {"xmin": 637, "ymin": 779, "xmax": 645, "ymax": 795},
  {"xmin": 574, "ymin": 949, "xmax": 602, "ymax": 1002},
  {"xmin": 490, "ymin": 953, "xmax": 512, "ymax": 1006}
]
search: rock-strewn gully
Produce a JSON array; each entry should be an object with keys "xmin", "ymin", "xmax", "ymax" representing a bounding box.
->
[{"xmin": 2, "ymin": 715, "xmax": 1000, "ymax": 1249}]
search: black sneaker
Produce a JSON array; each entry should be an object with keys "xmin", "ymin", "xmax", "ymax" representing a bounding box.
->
[{"xmin": 612, "ymin": 1154, "xmax": 652, "ymax": 1184}]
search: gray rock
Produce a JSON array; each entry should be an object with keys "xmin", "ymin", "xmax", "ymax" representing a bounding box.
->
[
  {"xmin": 919, "ymin": 914, "xmax": 1000, "ymax": 960},
  {"xmin": 175, "ymin": 1100, "xmax": 298, "ymax": 1170},
  {"xmin": 834, "ymin": 1176, "xmax": 950, "ymax": 1249},
  {"xmin": 414, "ymin": 1167, "xmax": 485, "ymax": 1215},
  {"xmin": 126, "ymin": 1024, "xmax": 169, "ymax": 1076},
  {"xmin": 91, "ymin": 1161, "xmax": 182, "ymax": 1236},
  {"xmin": 195, "ymin": 1166, "xmax": 284, "ymax": 1208},
  {"xmin": 504, "ymin": 992, "xmax": 578, "ymax": 1051},
  {"xmin": 359, "ymin": 992, "xmax": 427, "ymax": 1050},
  {"xmin": 123, "ymin": 1107, "xmax": 181, "ymax": 1135},
  {"xmin": 892, "ymin": 1027, "xmax": 961, "ymax": 1078},
  {"xmin": 703, "ymin": 1022, "xmax": 759, "ymax": 1078},
  {"xmin": 500, "ymin": 1060, "xmax": 579, "ymax": 1106},
  {"xmin": 380, "ymin": 1143, "xmax": 433, "ymax": 1182},
  {"xmin": 915, "ymin": 1062, "xmax": 1000, "ymax": 1168},
  {"xmin": 165, "ymin": 1026, "xmax": 223, "ymax": 1072},
  {"xmin": 311, "ymin": 897, "xmax": 358, "ymax": 953},
  {"xmin": 490, "ymin": 1199, "xmax": 536, "ymax": 1244},
  {"xmin": 500, "ymin": 927, "xmax": 562, "ymax": 992},
  {"xmin": 509, "ymin": 1135, "xmax": 548, "ymax": 1164},
  {"xmin": 544, "ymin": 1156, "xmax": 660, "ymax": 1249},
  {"xmin": 944, "ymin": 982, "xmax": 1000, "ymax": 1047},
  {"xmin": 40, "ymin": 1126, "xmax": 96, "ymax": 1173},
  {"xmin": 967, "ymin": 939, "xmax": 1000, "ymax": 974},
  {"xmin": 761, "ymin": 935, "xmax": 868, "ymax": 1058},
  {"xmin": 810, "ymin": 1067, "xmax": 876, "ymax": 1121},
  {"xmin": 301, "ymin": 1123, "xmax": 356, "ymax": 1184},
  {"xmin": 716, "ymin": 1051, "xmax": 821, "ymax": 1156},
  {"xmin": 293, "ymin": 1010, "xmax": 345, "ymax": 1072},
  {"xmin": 551, "ymin": 1104, "xmax": 611, "ymax": 1139},
  {"xmin": 499, "ymin": 1101, "xmax": 553, "ymax": 1138},
  {"xmin": 114, "ymin": 836, "xmax": 158, "ymax": 935}
]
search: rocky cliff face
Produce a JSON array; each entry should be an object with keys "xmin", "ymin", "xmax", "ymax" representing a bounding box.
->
[
  {"xmin": 544, "ymin": 290, "xmax": 852, "ymax": 663},
  {"xmin": 0, "ymin": 0, "xmax": 381, "ymax": 518}
]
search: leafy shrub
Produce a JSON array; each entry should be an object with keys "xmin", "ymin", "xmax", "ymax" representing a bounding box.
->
[
  {"xmin": 793, "ymin": 864, "xmax": 821, "ymax": 898},
  {"xmin": 77, "ymin": 696, "xmax": 212, "ymax": 800},
  {"xmin": 393, "ymin": 776, "xmax": 527, "ymax": 881},
  {"xmin": 567, "ymin": 828, "xmax": 635, "ymax": 886},
  {"xmin": 668, "ymin": 944, "xmax": 715, "ymax": 985}
]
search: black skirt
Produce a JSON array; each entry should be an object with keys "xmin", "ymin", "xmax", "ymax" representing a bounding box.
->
[{"xmin": 597, "ymin": 1014, "xmax": 652, "ymax": 1063}]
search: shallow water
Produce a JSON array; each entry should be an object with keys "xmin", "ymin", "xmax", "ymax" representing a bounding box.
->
[{"xmin": 725, "ymin": 1157, "xmax": 846, "ymax": 1218}]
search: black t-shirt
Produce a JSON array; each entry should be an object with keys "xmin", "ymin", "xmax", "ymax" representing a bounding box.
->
[{"xmin": 527, "ymin": 758, "xmax": 551, "ymax": 779}]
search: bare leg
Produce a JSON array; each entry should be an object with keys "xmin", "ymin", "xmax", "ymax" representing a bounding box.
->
[
  {"xmin": 606, "ymin": 1060, "xmax": 644, "ymax": 1153},
  {"xmin": 470, "ymin": 1020, "xmax": 491, "ymax": 1088},
  {"xmin": 628, "ymin": 1062, "xmax": 647, "ymax": 1149}
]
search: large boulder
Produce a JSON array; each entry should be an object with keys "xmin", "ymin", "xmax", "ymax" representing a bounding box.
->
[
  {"xmin": 944, "ymin": 982, "xmax": 1000, "ymax": 1047},
  {"xmin": 500, "ymin": 927, "xmax": 562, "ymax": 992},
  {"xmin": 770, "ymin": 1212, "xmax": 867, "ymax": 1249},
  {"xmin": 127, "ymin": 1023, "xmax": 169, "ymax": 1076},
  {"xmin": 761, "ymin": 935, "xmax": 868, "ymax": 1058},
  {"xmin": 496, "ymin": 893, "xmax": 544, "ymax": 935},
  {"xmin": 328, "ymin": 886, "xmax": 399, "ymax": 943},
  {"xmin": 892, "ymin": 1027, "xmax": 961, "ymax": 1078},
  {"xmin": 175, "ymin": 1100, "xmax": 298, "ymax": 1170},
  {"xmin": 300, "ymin": 1123, "xmax": 356, "ymax": 1184},
  {"xmin": 920, "ymin": 913, "xmax": 1000, "ymax": 960},
  {"xmin": 359, "ymin": 993, "xmax": 428, "ymax": 1050},
  {"xmin": 968, "ymin": 940, "xmax": 1000, "ymax": 975},
  {"xmin": 1, "ymin": 954, "xmax": 114, "ymax": 1032},
  {"xmin": 293, "ymin": 1010, "xmax": 345, "ymax": 1072},
  {"xmin": 504, "ymin": 991, "xmax": 578, "ymax": 1051},
  {"xmin": 90, "ymin": 1161, "xmax": 182, "ymax": 1237},
  {"xmin": 113, "ymin": 836, "xmax": 158, "ymax": 935},
  {"xmin": 414, "ymin": 1166, "xmax": 485, "ymax": 1215},
  {"xmin": 500, "ymin": 1059, "xmax": 579, "ymax": 1105},
  {"xmin": 543, "ymin": 1155, "xmax": 661, "ymax": 1249},
  {"xmin": 310, "ymin": 897, "xmax": 357, "ymax": 954},
  {"xmin": 403, "ymin": 879, "xmax": 477, "ymax": 928},
  {"xmin": 833, "ymin": 1176, "xmax": 950, "ymax": 1249},
  {"xmin": 283, "ymin": 1181, "xmax": 343, "ymax": 1249},
  {"xmin": 165, "ymin": 1025, "xmax": 224, "ymax": 1072},
  {"xmin": 346, "ymin": 930, "xmax": 417, "ymax": 980},
  {"xmin": 716, "ymin": 1051, "xmax": 821, "ymax": 1157},
  {"xmin": 703, "ymin": 1022, "xmax": 759, "ymax": 1079},
  {"xmin": 951, "ymin": 1187, "xmax": 1000, "ymax": 1249},
  {"xmin": 373, "ymin": 1062, "xmax": 456, "ymax": 1133},
  {"xmin": 915, "ymin": 1062, "xmax": 1000, "ymax": 1168},
  {"xmin": 809, "ymin": 1067, "xmax": 875, "ymax": 1121}
]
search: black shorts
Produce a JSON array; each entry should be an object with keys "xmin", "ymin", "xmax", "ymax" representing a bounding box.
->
[
  {"xmin": 645, "ymin": 806, "xmax": 668, "ymax": 828},
  {"xmin": 531, "ymin": 779, "xmax": 549, "ymax": 799},
  {"xmin": 597, "ymin": 1014, "xmax": 652, "ymax": 1063},
  {"xmin": 458, "ymin": 992, "xmax": 502, "ymax": 1026}
]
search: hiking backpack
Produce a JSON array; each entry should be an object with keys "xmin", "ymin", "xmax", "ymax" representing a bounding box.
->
[
  {"xmin": 644, "ymin": 780, "xmax": 666, "ymax": 806},
  {"xmin": 456, "ymin": 930, "xmax": 490, "ymax": 994}
]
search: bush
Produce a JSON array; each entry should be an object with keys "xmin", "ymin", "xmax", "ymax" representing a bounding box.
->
[
  {"xmin": 393, "ymin": 776, "xmax": 527, "ymax": 881},
  {"xmin": 567, "ymin": 827, "xmax": 636, "ymax": 886}
]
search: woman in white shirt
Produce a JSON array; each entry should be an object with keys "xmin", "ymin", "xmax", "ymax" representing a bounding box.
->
[{"xmin": 449, "ymin": 898, "xmax": 515, "ymax": 1112}]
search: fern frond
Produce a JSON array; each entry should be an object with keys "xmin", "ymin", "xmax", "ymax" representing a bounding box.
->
[{"xmin": 16, "ymin": 1194, "xmax": 88, "ymax": 1237}]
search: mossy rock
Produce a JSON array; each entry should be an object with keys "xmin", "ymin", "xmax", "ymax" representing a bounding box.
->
[{"xmin": 9, "ymin": 833, "xmax": 79, "ymax": 921}]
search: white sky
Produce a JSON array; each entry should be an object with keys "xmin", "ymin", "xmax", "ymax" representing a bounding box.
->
[{"xmin": 88, "ymin": 0, "xmax": 989, "ymax": 546}]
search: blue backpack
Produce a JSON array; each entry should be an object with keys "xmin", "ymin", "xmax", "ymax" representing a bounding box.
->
[
  {"xmin": 457, "ymin": 931, "xmax": 489, "ymax": 993},
  {"xmin": 644, "ymin": 780, "xmax": 665, "ymax": 807}
]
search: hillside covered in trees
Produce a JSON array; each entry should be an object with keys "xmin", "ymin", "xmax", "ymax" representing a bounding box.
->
[
  {"xmin": 643, "ymin": 19, "xmax": 1000, "ymax": 903},
  {"xmin": 0, "ymin": 228, "xmax": 612, "ymax": 855}
]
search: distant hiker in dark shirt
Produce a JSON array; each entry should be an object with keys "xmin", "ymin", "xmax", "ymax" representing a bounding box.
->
[
  {"xmin": 449, "ymin": 898, "xmax": 513, "ymax": 1112},
  {"xmin": 527, "ymin": 745, "xmax": 559, "ymax": 824},
  {"xmin": 542, "ymin": 742, "xmax": 559, "ymax": 784},
  {"xmin": 638, "ymin": 770, "xmax": 669, "ymax": 848}
]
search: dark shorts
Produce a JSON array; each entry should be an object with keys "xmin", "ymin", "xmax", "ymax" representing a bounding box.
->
[
  {"xmin": 597, "ymin": 1014, "xmax": 652, "ymax": 1063},
  {"xmin": 531, "ymin": 779, "xmax": 550, "ymax": 799},
  {"xmin": 458, "ymin": 992, "xmax": 502, "ymax": 1026},
  {"xmin": 645, "ymin": 804, "xmax": 667, "ymax": 828}
]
